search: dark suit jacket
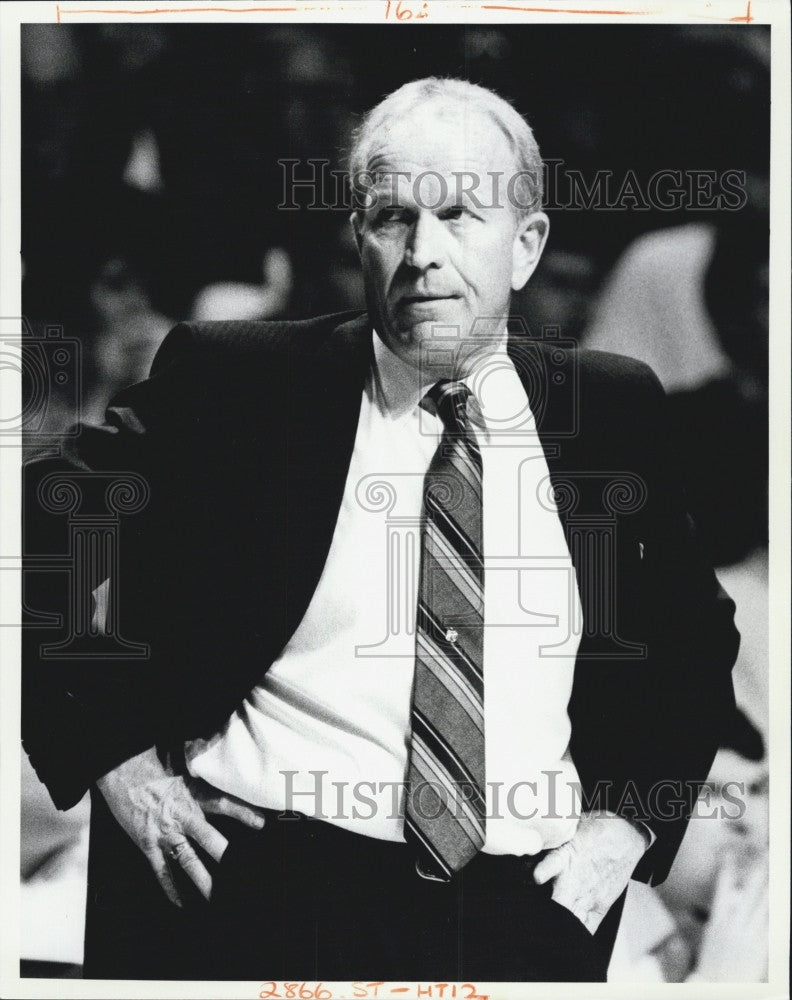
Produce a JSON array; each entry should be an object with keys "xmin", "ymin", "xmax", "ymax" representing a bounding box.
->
[{"xmin": 22, "ymin": 310, "xmax": 739, "ymax": 886}]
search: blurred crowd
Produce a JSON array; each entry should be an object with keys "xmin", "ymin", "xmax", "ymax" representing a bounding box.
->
[{"xmin": 21, "ymin": 22, "xmax": 770, "ymax": 981}]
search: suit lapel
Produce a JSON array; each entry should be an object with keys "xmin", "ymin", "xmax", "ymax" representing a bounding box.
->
[
  {"xmin": 281, "ymin": 312, "xmax": 373, "ymax": 638},
  {"xmin": 507, "ymin": 336, "xmax": 579, "ymax": 534}
]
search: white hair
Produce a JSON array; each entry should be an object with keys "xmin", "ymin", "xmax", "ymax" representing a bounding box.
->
[{"xmin": 348, "ymin": 77, "xmax": 544, "ymax": 214}]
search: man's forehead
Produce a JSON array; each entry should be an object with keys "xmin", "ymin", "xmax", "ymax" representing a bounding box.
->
[{"xmin": 365, "ymin": 104, "xmax": 516, "ymax": 177}]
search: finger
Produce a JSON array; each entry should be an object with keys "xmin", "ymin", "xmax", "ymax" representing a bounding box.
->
[
  {"xmin": 183, "ymin": 814, "xmax": 229, "ymax": 864},
  {"xmin": 214, "ymin": 797, "xmax": 267, "ymax": 830},
  {"xmin": 188, "ymin": 779, "xmax": 268, "ymax": 828},
  {"xmin": 534, "ymin": 848, "xmax": 569, "ymax": 885},
  {"xmin": 170, "ymin": 842, "xmax": 213, "ymax": 900},
  {"xmin": 197, "ymin": 789, "xmax": 267, "ymax": 830},
  {"xmin": 145, "ymin": 850, "xmax": 183, "ymax": 908}
]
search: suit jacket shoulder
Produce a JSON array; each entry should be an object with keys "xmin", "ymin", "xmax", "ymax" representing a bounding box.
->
[{"xmin": 154, "ymin": 310, "xmax": 367, "ymax": 371}]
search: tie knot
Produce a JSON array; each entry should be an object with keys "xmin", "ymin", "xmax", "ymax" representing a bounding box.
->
[{"xmin": 427, "ymin": 380, "xmax": 476, "ymax": 433}]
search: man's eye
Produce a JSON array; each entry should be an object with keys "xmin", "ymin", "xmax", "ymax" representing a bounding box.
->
[
  {"xmin": 439, "ymin": 206, "xmax": 468, "ymax": 222},
  {"xmin": 377, "ymin": 208, "xmax": 408, "ymax": 225}
]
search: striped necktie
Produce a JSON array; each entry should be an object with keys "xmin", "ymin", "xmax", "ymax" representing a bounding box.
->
[{"xmin": 405, "ymin": 379, "xmax": 486, "ymax": 880}]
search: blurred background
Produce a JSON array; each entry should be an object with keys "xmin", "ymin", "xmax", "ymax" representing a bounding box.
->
[{"xmin": 20, "ymin": 21, "xmax": 770, "ymax": 981}]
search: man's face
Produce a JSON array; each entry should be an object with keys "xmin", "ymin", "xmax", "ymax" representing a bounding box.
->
[{"xmin": 351, "ymin": 103, "xmax": 548, "ymax": 375}]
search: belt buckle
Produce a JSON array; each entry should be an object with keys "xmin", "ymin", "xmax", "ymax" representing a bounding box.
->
[{"xmin": 415, "ymin": 858, "xmax": 452, "ymax": 883}]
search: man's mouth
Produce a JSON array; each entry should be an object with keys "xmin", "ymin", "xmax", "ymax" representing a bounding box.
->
[{"xmin": 399, "ymin": 294, "xmax": 460, "ymax": 306}]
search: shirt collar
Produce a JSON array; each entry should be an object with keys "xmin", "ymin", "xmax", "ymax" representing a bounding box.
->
[{"xmin": 371, "ymin": 328, "xmax": 533, "ymax": 435}]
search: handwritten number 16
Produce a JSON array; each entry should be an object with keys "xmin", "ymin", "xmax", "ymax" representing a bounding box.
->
[{"xmin": 385, "ymin": 0, "xmax": 430, "ymax": 19}]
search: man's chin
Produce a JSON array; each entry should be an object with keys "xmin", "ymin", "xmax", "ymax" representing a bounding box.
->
[
  {"xmin": 381, "ymin": 326, "xmax": 476, "ymax": 381},
  {"xmin": 390, "ymin": 315, "xmax": 468, "ymax": 347}
]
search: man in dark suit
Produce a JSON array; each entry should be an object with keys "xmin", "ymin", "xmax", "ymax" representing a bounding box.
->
[{"xmin": 23, "ymin": 78, "xmax": 738, "ymax": 982}]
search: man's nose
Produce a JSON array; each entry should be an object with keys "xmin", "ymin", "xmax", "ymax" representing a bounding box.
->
[{"xmin": 404, "ymin": 212, "xmax": 444, "ymax": 271}]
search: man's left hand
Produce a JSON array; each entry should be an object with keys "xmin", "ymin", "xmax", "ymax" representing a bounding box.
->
[{"xmin": 533, "ymin": 812, "xmax": 649, "ymax": 933}]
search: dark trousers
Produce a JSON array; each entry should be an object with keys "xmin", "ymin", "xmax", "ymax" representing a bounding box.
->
[{"xmin": 84, "ymin": 791, "xmax": 624, "ymax": 981}]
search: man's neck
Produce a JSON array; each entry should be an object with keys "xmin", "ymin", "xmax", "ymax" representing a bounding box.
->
[{"xmin": 371, "ymin": 327, "xmax": 511, "ymax": 419}]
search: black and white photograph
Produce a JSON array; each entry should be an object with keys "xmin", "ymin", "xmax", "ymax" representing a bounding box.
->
[{"xmin": 1, "ymin": 1, "xmax": 789, "ymax": 996}]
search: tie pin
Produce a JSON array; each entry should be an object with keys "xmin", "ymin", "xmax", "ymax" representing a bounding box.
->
[{"xmin": 445, "ymin": 628, "xmax": 459, "ymax": 643}]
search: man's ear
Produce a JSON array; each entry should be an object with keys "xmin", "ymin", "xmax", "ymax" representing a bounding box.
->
[
  {"xmin": 350, "ymin": 212, "xmax": 364, "ymax": 257},
  {"xmin": 511, "ymin": 211, "xmax": 550, "ymax": 291}
]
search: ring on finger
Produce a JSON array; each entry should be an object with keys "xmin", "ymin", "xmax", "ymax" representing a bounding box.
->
[{"xmin": 167, "ymin": 841, "xmax": 189, "ymax": 862}]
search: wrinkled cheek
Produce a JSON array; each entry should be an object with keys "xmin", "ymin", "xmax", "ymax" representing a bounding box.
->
[{"xmin": 365, "ymin": 250, "xmax": 399, "ymax": 299}]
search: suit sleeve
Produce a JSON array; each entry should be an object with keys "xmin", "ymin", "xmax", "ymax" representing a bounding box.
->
[
  {"xmin": 568, "ymin": 360, "xmax": 739, "ymax": 886},
  {"xmin": 22, "ymin": 323, "xmax": 202, "ymax": 809}
]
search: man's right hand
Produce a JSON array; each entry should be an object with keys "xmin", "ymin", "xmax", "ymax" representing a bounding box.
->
[{"xmin": 95, "ymin": 746, "xmax": 267, "ymax": 907}]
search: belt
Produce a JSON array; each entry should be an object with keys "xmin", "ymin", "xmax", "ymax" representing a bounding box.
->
[
  {"xmin": 257, "ymin": 808, "xmax": 549, "ymax": 886},
  {"xmin": 164, "ymin": 763, "xmax": 550, "ymax": 888}
]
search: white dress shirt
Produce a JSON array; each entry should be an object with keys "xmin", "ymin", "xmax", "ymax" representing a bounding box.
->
[{"xmin": 186, "ymin": 329, "xmax": 584, "ymax": 855}]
